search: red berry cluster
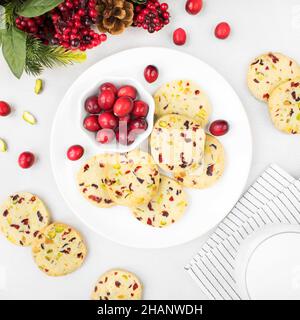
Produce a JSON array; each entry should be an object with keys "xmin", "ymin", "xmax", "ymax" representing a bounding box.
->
[
  {"xmin": 133, "ymin": 0, "xmax": 170, "ymax": 33},
  {"xmin": 15, "ymin": 15, "xmax": 54, "ymax": 45},
  {"xmin": 83, "ymin": 82, "xmax": 149, "ymax": 146},
  {"xmin": 16, "ymin": 0, "xmax": 107, "ymax": 51}
]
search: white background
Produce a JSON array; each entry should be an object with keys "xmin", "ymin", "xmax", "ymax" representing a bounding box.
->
[{"xmin": 0, "ymin": 0, "xmax": 300, "ymax": 300}]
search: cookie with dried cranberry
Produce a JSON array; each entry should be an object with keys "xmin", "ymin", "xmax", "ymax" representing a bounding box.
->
[
  {"xmin": 91, "ymin": 269, "xmax": 143, "ymax": 300},
  {"xmin": 154, "ymin": 80, "xmax": 212, "ymax": 127},
  {"xmin": 0, "ymin": 192, "xmax": 50, "ymax": 246},
  {"xmin": 268, "ymin": 77, "xmax": 300, "ymax": 134},
  {"xmin": 132, "ymin": 176, "xmax": 188, "ymax": 228},
  {"xmin": 104, "ymin": 150, "xmax": 160, "ymax": 207},
  {"xmin": 77, "ymin": 155, "xmax": 114, "ymax": 208},
  {"xmin": 247, "ymin": 52, "xmax": 300, "ymax": 102},
  {"xmin": 174, "ymin": 135, "xmax": 225, "ymax": 189},
  {"xmin": 150, "ymin": 114, "xmax": 206, "ymax": 174},
  {"xmin": 32, "ymin": 222, "xmax": 87, "ymax": 276}
]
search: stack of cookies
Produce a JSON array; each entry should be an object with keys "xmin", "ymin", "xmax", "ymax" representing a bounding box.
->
[
  {"xmin": 77, "ymin": 79, "xmax": 225, "ymax": 229},
  {"xmin": 247, "ymin": 52, "xmax": 300, "ymax": 134}
]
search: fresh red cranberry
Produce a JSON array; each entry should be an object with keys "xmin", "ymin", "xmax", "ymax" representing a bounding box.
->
[
  {"xmin": 209, "ymin": 120, "xmax": 229, "ymax": 136},
  {"xmin": 117, "ymin": 85, "xmax": 137, "ymax": 100},
  {"xmin": 18, "ymin": 152, "xmax": 35, "ymax": 169},
  {"xmin": 98, "ymin": 112, "xmax": 118, "ymax": 129},
  {"xmin": 185, "ymin": 0, "xmax": 203, "ymax": 15},
  {"xmin": 100, "ymin": 34, "xmax": 107, "ymax": 42},
  {"xmin": 129, "ymin": 118, "xmax": 148, "ymax": 131},
  {"xmin": 173, "ymin": 28, "xmax": 187, "ymax": 46},
  {"xmin": 114, "ymin": 97, "xmax": 133, "ymax": 117},
  {"xmin": 0, "ymin": 101, "xmax": 11, "ymax": 116},
  {"xmin": 215, "ymin": 22, "xmax": 231, "ymax": 39},
  {"xmin": 84, "ymin": 96, "xmax": 101, "ymax": 114},
  {"xmin": 161, "ymin": 3, "xmax": 169, "ymax": 11},
  {"xmin": 83, "ymin": 115, "xmax": 101, "ymax": 132},
  {"xmin": 98, "ymin": 90, "xmax": 116, "ymax": 110},
  {"xmin": 144, "ymin": 65, "xmax": 159, "ymax": 83},
  {"xmin": 100, "ymin": 82, "xmax": 118, "ymax": 95},
  {"xmin": 96, "ymin": 129, "xmax": 115, "ymax": 144},
  {"xmin": 67, "ymin": 145, "xmax": 84, "ymax": 161},
  {"xmin": 132, "ymin": 100, "xmax": 149, "ymax": 118}
]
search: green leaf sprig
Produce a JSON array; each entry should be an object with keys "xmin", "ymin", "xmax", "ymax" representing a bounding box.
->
[
  {"xmin": 2, "ymin": 26, "xmax": 26, "ymax": 78},
  {"xmin": 0, "ymin": 0, "xmax": 86, "ymax": 78},
  {"xmin": 17, "ymin": 0, "xmax": 64, "ymax": 18}
]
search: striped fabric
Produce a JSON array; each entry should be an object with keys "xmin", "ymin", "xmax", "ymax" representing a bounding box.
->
[{"xmin": 185, "ymin": 164, "xmax": 300, "ymax": 300}]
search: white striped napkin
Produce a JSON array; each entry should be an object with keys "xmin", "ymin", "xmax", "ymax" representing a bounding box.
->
[{"xmin": 185, "ymin": 164, "xmax": 300, "ymax": 300}]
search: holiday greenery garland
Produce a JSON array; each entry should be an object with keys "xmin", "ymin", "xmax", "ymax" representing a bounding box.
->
[{"xmin": 0, "ymin": 0, "xmax": 170, "ymax": 79}]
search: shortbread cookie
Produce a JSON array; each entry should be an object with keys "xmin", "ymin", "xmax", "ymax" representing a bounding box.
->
[
  {"xmin": 0, "ymin": 192, "xmax": 50, "ymax": 246},
  {"xmin": 150, "ymin": 114, "xmax": 206, "ymax": 173},
  {"xmin": 247, "ymin": 52, "xmax": 300, "ymax": 102},
  {"xmin": 268, "ymin": 77, "xmax": 300, "ymax": 134},
  {"xmin": 154, "ymin": 80, "xmax": 211, "ymax": 127},
  {"xmin": 77, "ymin": 155, "xmax": 114, "ymax": 208},
  {"xmin": 104, "ymin": 150, "xmax": 160, "ymax": 207},
  {"xmin": 174, "ymin": 135, "xmax": 225, "ymax": 188},
  {"xmin": 132, "ymin": 176, "xmax": 188, "ymax": 228},
  {"xmin": 32, "ymin": 222, "xmax": 87, "ymax": 276},
  {"xmin": 91, "ymin": 269, "xmax": 143, "ymax": 300}
]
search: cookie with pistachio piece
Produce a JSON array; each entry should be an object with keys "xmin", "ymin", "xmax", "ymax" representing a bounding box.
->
[
  {"xmin": 104, "ymin": 150, "xmax": 160, "ymax": 207},
  {"xmin": 268, "ymin": 77, "xmax": 300, "ymax": 134},
  {"xmin": 0, "ymin": 192, "xmax": 50, "ymax": 246},
  {"xmin": 91, "ymin": 269, "xmax": 143, "ymax": 300},
  {"xmin": 77, "ymin": 155, "xmax": 114, "ymax": 208},
  {"xmin": 32, "ymin": 222, "xmax": 87, "ymax": 276},
  {"xmin": 132, "ymin": 176, "xmax": 188, "ymax": 228},
  {"xmin": 247, "ymin": 52, "xmax": 300, "ymax": 102},
  {"xmin": 174, "ymin": 134, "xmax": 225, "ymax": 189},
  {"xmin": 150, "ymin": 114, "xmax": 206, "ymax": 174},
  {"xmin": 154, "ymin": 80, "xmax": 212, "ymax": 127}
]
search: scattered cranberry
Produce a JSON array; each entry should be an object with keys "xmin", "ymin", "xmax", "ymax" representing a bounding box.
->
[
  {"xmin": 132, "ymin": 100, "xmax": 149, "ymax": 118},
  {"xmin": 144, "ymin": 65, "xmax": 159, "ymax": 83},
  {"xmin": 100, "ymin": 82, "xmax": 118, "ymax": 95},
  {"xmin": 129, "ymin": 118, "xmax": 148, "ymax": 131},
  {"xmin": 98, "ymin": 90, "xmax": 116, "ymax": 110},
  {"xmin": 173, "ymin": 28, "xmax": 187, "ymax": 46},
  {"xmin": 84, "ymin": 96, "xmax": 101, "ymax": 114},
  {"xmin": 18, "ymin": 152, "xmax": 35, "ymax": 169},
  {"xmin": 117, "ymin": 85, "xmax": 137, "ymax": 100},
  {"xmin": 114, "ymin": 97, "xmax": 133, "ymax": 117},
  {"xmin": 83, "ymin": 115, "xmax": 101, "ymax": 132},
  {"xmin": 67, "ymin": 145, "xmax": 84, "ymax": 161},
  {"xmin": 98, "ymin": 112, "xmax": 118, "ymax": 130},
  {"xmin": 96, "ymin": 129, "xmax": 115, "ymax": 144},
  {"xmin": 214, "ymin": 22, "xmax": 231, "ymax": 39},
  {"xmin": 0, "ymin": 101, "xmax": 11, "ymax": 116},
  {"xmin": 185, "ymin": 0, "xmax": 203, "ymax": 15},
  {"xmin": 209, "ymin": 120, "xmax": 229, "ymax": 136}
]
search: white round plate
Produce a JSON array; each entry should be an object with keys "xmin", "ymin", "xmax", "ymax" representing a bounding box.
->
[
  {"xmin": 50, "ymin": 47, "xmax": 252, "ymax": 248},
  {"xmin": 236, "ymin": 224, "xmax": 300, "ymax": 300}
]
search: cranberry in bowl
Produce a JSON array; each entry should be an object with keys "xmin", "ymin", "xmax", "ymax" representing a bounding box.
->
[{"xmin": 79, "ymin": 77, "xmax": 155, "ymax": 153}]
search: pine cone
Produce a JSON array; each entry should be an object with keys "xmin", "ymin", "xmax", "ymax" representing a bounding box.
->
[{"xmin": 97, "ymin": 0, "xmax": 134, "ymax": 35}]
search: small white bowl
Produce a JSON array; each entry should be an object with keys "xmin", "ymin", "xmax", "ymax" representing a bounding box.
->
[{"xmin": 79, "ymin": 77, "xmax": 154, "ymax": 153}]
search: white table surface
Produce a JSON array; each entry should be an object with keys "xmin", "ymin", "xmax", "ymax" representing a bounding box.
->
[{"xmin": 1, "ymin": 0, "xmax": 300, "ymax": 300}]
